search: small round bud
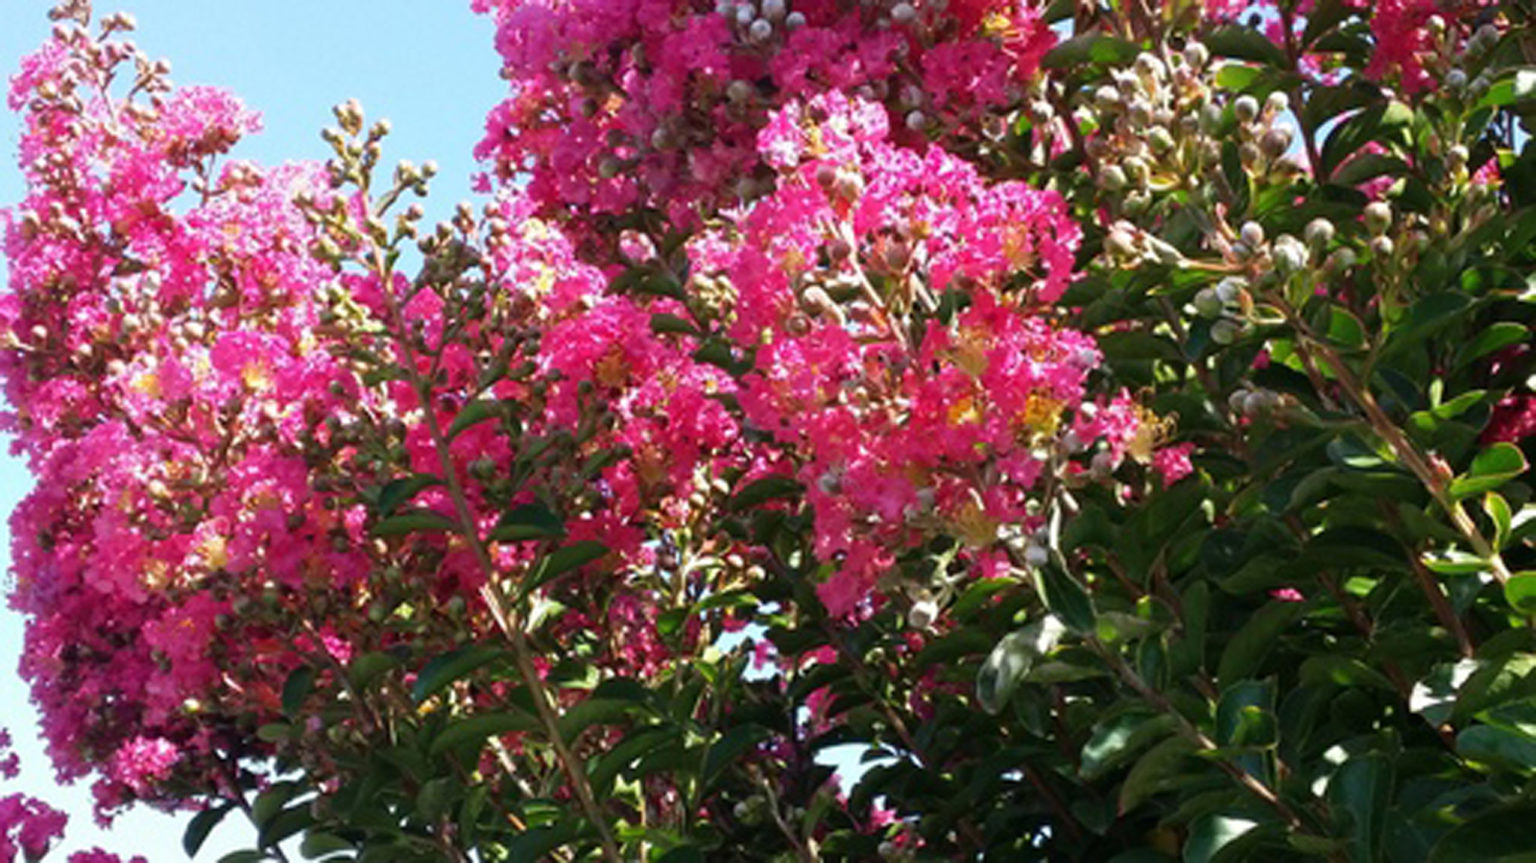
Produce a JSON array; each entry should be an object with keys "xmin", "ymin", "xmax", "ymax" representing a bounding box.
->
[
  {"xmin": 1210, "ymin": 318, "xmax": 1242, "ymax": 345},
  {"xmin": 1304, "ymin": 217, "xmax": 1334, "ymax": 251},
  {"xmin": 905, "ymin": 109, "xmax": 927, "ymax": 131},
  {"xmin": 1193, "ymin": 287, "xmax": 1223, "ymax": 318},
  {"xmin": 785, "ymin": 10, "xmax": 806, "ymax": 29},
  {"xmin": 891, "ymin": 2, "xmax": 917, "ymax": 23},
  {"xmin": 1271, "ymin": 234, "xmax": 1308, "ymax": 276},
  {"xmin": 761, "ymin": 0, "xmax": 786, "ymax": 20},
  {"xmin": 1264, "ymin": 91, "xmax": 1289, "ymax": 115},
  {"xmin": 1445, "ymin": 69, "xmax": 1467, "ymax": 92},
  {"xmin": 1447, "ymin": 144, "xmax": 1469, "ymax": 170},
  {"xmin": 1183, "ymin": 42, "xmax": 1209, "ymax": 69},
  {"xmin": 727, "ymin": 79, "xmax": 754, "ymax": 104},
  {"xmin": 908, "ymin": 599, "xmax": 938, "ymax": 630},
  {"xmin": 1148, "ymin": 125, "xmax": 1175, "ymax": 154},
  {"xmin": 1240, "ymin": 221, "xmax": 1265, "ymax": 248},
  {"xmin": 1260, "ymin": 126, "xmax": 1293, "ymax": 159},
  {"xmin": 1234, "ymin": 95, "xmax": 1259, "ymax": 123},
  {"xmin": 1363, "ymin": 201, "xmax": 1392, "ymax": 236},
  {"xmin": 1099, "ymin": 165, "xmax": 1128, "ymax": 191},
  {"xmin": 1370, "ymin": 235, "xmax": 1395, "ymax": 258},
  {"xmin": 748, "ymin": 17, "xmax": 773, "ymax": 42}
]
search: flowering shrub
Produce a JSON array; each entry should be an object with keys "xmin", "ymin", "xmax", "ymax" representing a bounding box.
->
[{"xmin": 3, "ymin": 0, "xmax": 1535, "ymax": 860}]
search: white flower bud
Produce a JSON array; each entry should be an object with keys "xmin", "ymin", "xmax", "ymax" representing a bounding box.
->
[
  {"xmin": 748, "ymin": 17, "xmax": 773, "ymax": 42},
  {"xmin": 1363, "ymin": 201, "xmax": 1392, "ymax": 236},
  {"xmin": 1234, "ymin": 95, "xmax": 1259, "ymax": 123},
  {"xmin": 891, "ymin": 2, "xmax": 917, "ymax": 23},
  {"xmin": 1240, "ymin": 221, "xmax": 1265, "ymax": 248}
]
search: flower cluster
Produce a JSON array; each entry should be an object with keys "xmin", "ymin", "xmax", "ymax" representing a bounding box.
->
[{"xmin": 471, "ymin": 0, "xmax": 1055, "ymax": 249}]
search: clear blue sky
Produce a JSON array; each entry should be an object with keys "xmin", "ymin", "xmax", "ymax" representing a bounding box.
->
[{"xmin": 0, "ymin": 2, "xmax": 503, "ymax": 858}]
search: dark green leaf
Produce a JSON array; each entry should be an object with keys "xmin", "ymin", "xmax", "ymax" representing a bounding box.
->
[
  {"xmin": 1080, "ymin": 710, "xmax": 1175, "ymax": 779},
  {"xmin": 376, "ymin": 474, "xmax": 443, "ymax": 518},
  {"xmin": 976, "ymin": 616, "xmax": 1067, "ymax": 715},
  {"xmin": 299, "ymin": 831, "xmax": 354, "ymax": 858},
  {"xmin": 446, "ymin": 399, "xmax": 505, "ymax": 440},
  {"xmin": 1329, "ymin": 753, "xmax": 1392, "ymax": 863},
  {"xmin": 1183, "ymin": 814, "xmax": 1260, "ymax": 863},
  {"xmin": 411, "ymin": 645, "xmax": 508, "ymax": 705},
  {"xmin": 1035, "ymin": 555, "xmax": 1096, "ymax": 634},
  {"xmin": 184, "ymin": 804, "xmax": 235, "ymax": 858},
  {"xmin": 1218, "ymin": 601, "xmax": 1303, "ymax": 689},
  {"xmin": 650, "ymin": 313, "xmax": 699, "ymax": 336},
  {"xmin": 1041, "ymin": 33, "xmax": 1139, "ymax": 69},
  {"xmin": 522, "ymin": 541, "xmax": 609, "ymax": 597},
  {"xmin": 430, "ymin": 710, "xmax": 542, "ymax": 757},
  {"xmin": 282, "ymin": 666, "xmax": 315, "ymax": 719},
  {"xmin": 490, "ymin": 502, "xmax": 566, "ymax": 542},
  {"xmin": 728, "ymin": 475, "xmax": 804, "ymax": 511},
  {"xmin": 1206, "ymin": 26, "xmax": 1288, "ymax": 66},
  {"xmin": 1119, "ymin": 735, "xmax": 1200, "ymax": 813},
  {"xmin": 1428, "ymin": 803, "xmax": 1536, "ymax": 862},
  {"xmin": 371, "ymin": 508, "xmax": 459, "ymax": 537},
  {"xmin": 702, "ymin": 724, "xmax": 771, "ymax": 790}
]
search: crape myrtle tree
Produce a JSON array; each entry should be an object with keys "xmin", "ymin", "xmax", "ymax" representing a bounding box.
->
[{"xmin": 2, "ymin": 0, "xmax": 1535, "ymax": 859}]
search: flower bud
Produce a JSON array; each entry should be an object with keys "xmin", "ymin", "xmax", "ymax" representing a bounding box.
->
[
  {"xmin": 748, "ymin": 17, "xmax": 773, "ymax": 42},
  {"xmin": 785, "ymin": 10, "xmax": 806, "ymax": 29},
  {"xmin": 1210, "ymin": 318, "xmax": 1242, "ymax": 345},
  {"xmin": 1271, "ymin": 234, "xmax": 1308, "ymax": 276},
  {"xmin": 1304, "ymin": 217, "xmax": 1334, "ymax": 251},
  {"xmin": 1264, "ymin": 91, "xmax": 1289, "ymax": 115},
  {"xmin": 1370, "ymin": 235, "xmax": 1395, "ymax": 258},
  {"xmin": 908, "ymin": 598, "xmax": 938, "ymax": 630},
  {"xmin": 1234, "ymin": 95, "xmax": 1259, "ymax": 123},
  {"xmin": 1099, "ymin": 165, "xmax": 1128, "ymax": 191},
  {"xmin": 1260, "ymin": 126, "xmax": 1293, "ymax": 159},
  {"xmin": 1193, "ymin": 287, "xmax": 1223, "ymax": 318},
  {"xmin": 891, "ymin": 2, "xmax": 917, "ymax": 23},
  {"xmin": 1148, "ymin": 125, "xmax": 1175, "ymax": 154},
  {"xmin": 1239, "ymin": 221, "xmax": 1265, "ymax": 248},
  {"xmin": 1183, "ymin": 42, "xmax": 1209, "ymax": 69},
  {"xmin": 761, "ymin": 0, "xmax": 786, "ymax": 19},
  {"xmin": 1363, "ymin": 201, "xmax": 1392, "ymax": 236},
  {"xmin": 1446, "ymin": 69, "xmax": 1467, "ymax": 92}
]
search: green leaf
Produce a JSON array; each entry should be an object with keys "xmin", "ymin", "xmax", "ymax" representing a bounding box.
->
[
  {"xmin": 1035, "ymin": 555, "xmax": 1096, "ymax": 634},
  {"xmin": 1119, "ymin": 735, "xmax": 1200, "ymax": 813},
  {"xmin": 1217, "ymin": 601, "xmax": 1303, "ymax": 690},
  {"xmin": 1183, "ymin": 814, "xmax": 1260, "ymax": 863},
  {"xmin": 1041, "ymin": 33, "xmax": 1139, "ymax": 69},
  {"xmin": 649, "ymin": 312, "xmax": 699, "ymax": 336},
  {"xmin": 411, "ymin": 645, "xmax": 508, "ymax": 705},
  {"xmin": 728, "ymin": 475, "xmax": 803, "ymax": 511},
  {"xmin": 1214, "ymin": 64, "xmax": 1264, "ymax": 91},
  {"xmin": 976, "ymin": 616, "xmax": 1067, "ymax": 715},
  {"xmin": 376, "ymin": 474, "xmax": 443, "ymax": 518},
  {"xmin": 1328, "ymin": 753, "xmax": 1392, "ymax": 863},
  {"xmin": 371, "ymin": 508, "xmax": 459, "ymax": 537},
  {"xmin": 489, "ymin": 502, "xmax": 566, "ymax": 542},
  {"xmin": 430, "ymin": 709, "xmax": 542, "ymax": 757},
  {"xmin": 251, "ymin": 782, "xmax": 299, "ymax": 830},
  {"xmin": 298, "ymin": 831, "xmax": 354, "ymax": 858},
  {"xmin": 504, "ymin": 821, "xmax": 580, "ymax": 862},
  {"xmin": 1080, "ymin": 710, "xmax": 1175, "ymax": 779},
  {"xmin": 217, "ymin": 853, "xmax": 270, "ymax": 863},
  {"xmin": 1505, "ymin": 573, "xmax": 1536, "ymax": 616},
  {"xmin": 257, "ymin": 807, "xmax": 314, "ymax": 851},
  {"xmin": 347, "ymin": 651, "xmax": 402, "ymax": 692},
  {"xmin": 1457, "ymin": 723, "xmax": 1536, "ymax": 772},
  {"xmin": 446, "ymin": 399, "xmax": 505, "ymax": 440},
  {"xmin": 1456, "ymin": 322, "xmax": 1529, "ymax": 369},
  {"xmin": 555, "ymin": 697, "xmax": 637, "ymax": 743},
  {"xmin": 184, "ymin": 803, "xmax": 235, "ymax": 858},
  {"xmin": 1206, "ymin": 25, "xmax": 1288, "ymax": 66},
  {"xmin": 522, "ymin": 540, "xmax": 609, "ymax": 597},
  {"xmin": 702, "ymin": 724, "xmax": 771, "ymax": 790},
  {"xmin": 1476, "ymin": 68, "xmax": 1536, "ymax": 109},
  {"xmin": 1486, "ymin": 493, "xmax": 1513, "ymax": 551},
  {"xmin": 1449, "ymin": 444, "xmax": 1528, "ymax": 499},
  {"xmin": 1428, "ymin": 804, "xmax": 1536, "ymax": 862},
  {"xmin": 589, "ymin": 725, "xmax": 679, "ymax": 796},
  {"xmin": 282, "ymin": 666, "xmax": 315, "ymax": 719}
]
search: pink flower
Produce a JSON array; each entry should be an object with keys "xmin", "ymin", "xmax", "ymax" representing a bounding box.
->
[{"xmin": 1152, "ymin": 443, "xmax": 1196, "ymax": 485}]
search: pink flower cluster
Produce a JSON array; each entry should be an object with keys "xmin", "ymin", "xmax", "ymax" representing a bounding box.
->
[{"xmin": 471, "ymin": 0, "xmax": 1055, "ymax": 247}]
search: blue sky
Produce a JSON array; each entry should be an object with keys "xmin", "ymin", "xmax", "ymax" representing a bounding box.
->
[{"xmin": 0, "ymin": 2, "xmax": 504, "ymax": 858}]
